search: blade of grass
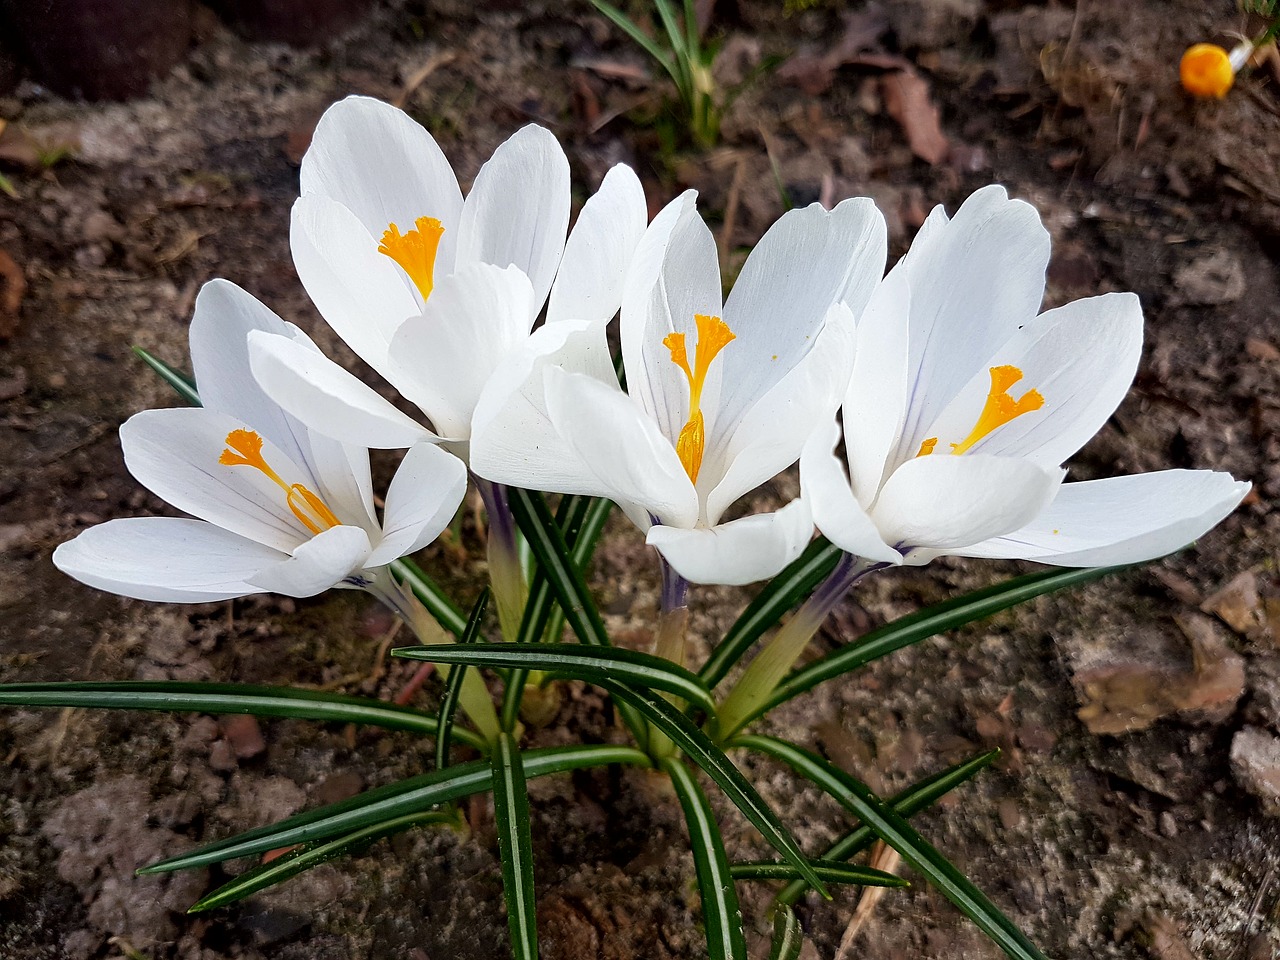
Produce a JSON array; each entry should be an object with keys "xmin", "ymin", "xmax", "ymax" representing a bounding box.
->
[
  {"xmin": 768, "ymin": 907, "xmax": 804, "ymax": 960},
  {"xmin": 0, "ymin": 681, "xmax": 486, "ymax": 750},
  {"xmin": 437, "ymin": 590, "xmax": 490, "ymax": 770},
  {"xmin": 729, "ymin": 861, "xmax": 908, "ymax": 887},
  {"xmin": 133, "ymin": 347, "xmax": 200, "ymax": 406},
  {"xmin": 661, "ymin": 757, "xmax": 748, "ymax": 960},
  {"xmin": 493, "ymin": 733, "xmax": 538, "ymax": 959},
  {"xmin": 736, "ymin": 735, "xmax": 1047, "ymax": 960},
  {"xmin": 390, "ymin": 557, "xmax": 468, "ymax": 639},
  {"xmin": 589, "ymin": 0, "xmax": 681, "ymax": 85}
]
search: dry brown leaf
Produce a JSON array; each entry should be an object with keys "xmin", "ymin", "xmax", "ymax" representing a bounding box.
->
[
  {"xmin": 880, "ymin": 69, "xmax": 950, "ymax": 165},
  {"xmin": 0, "ymin": 247, "xmax": 25, "ymax": 339}
]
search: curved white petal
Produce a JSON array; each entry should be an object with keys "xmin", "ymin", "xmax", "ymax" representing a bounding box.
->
[
  {"xmin": 300, "ymin": 95, "xmax": 463, "ymax": 272},
  {"xmin": 544, "ymin": 367, "xmax": 699, "ymax": 528},
  {"xmin": 248, "ymin": 331, "xmax": 437, "ymax": 450},
  {"xmin": 922, "ymin": 293, "xmax": 1144, "ymax": 468},
  {"xmin": 799, "ymin": 419, "xmax": 902, "ymax": 564},
  {"xmin": 247, "ymin": 524, "xmax": 374, "ymax": 598},
  {"xmin": 954, "ymin": 470, "xmax": 1251, "ymax": 566},
  {"xmin": 121, "ymin": 408, "xmax": 317, "ymax": 552},
  {"xmin": 546, "ymin": 163, "xmax": 648, "ymax": 325},
  {"xmin": 385, "ymin": 263, "xmax": 536, "ymax": 439},
  {"xmin": 704, "ymin": 303, "xmax": 856, "ymax": 524},
  {"xmin": 717, "ymin": 198, "xmax": 886, "ymax": 430},
  {"xmin": 645, "ymin": 499, "xmax": 814, "ymax": 586},
  {"xmin": 469, "ymin": 319, "xmax": 616, "ymax": 490},
  {"xmin": 291, "ymin": 194, "xmax": 423, "ymax": 376},
  {"xmin": 872, "ymin": 453, "xmax": 1064, "ymax": 554},
  {"xmin": 367, "ymin": 443, "xmax": 469, "ymax": 567},
  {"xmin": 53, "ymin": 517, "xmax": 284, "ymax": 603},
  {"xmin": 456, "ymin": 124, "xmax": 570, "ymax": 311},
  {"xmin": 892, "ymin": 185, "xmax": 1052, "ymax": 463}
]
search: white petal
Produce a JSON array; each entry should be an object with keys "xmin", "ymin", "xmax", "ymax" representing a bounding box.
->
[
  {"xmin": 546, "ymin": 163, "xmax": 648, "ymax": 324},
  {"xmin": 872, "ymin": 454, "xmax": 1064, "ymax": 553},
  {"xmin": 53, "ymin": 517, "xmax": 284, "ymax": 602},
  {"xmin": 367, "ymin": 443, "xmax": 469, "ymax": 567},
  {"xmin": 704, "ymin": 303, "xmax": 856, "ymax": 524},
  {"xmin": 121, "ymin": 408, "xmax": 318, "ymax": 551},
  {"xmin": 799, "ymin": 419, "xmax": 901, "ymax": 564},
  {"xmin": 456, "ymin": 124, "xmax": 570, "ymax": 311},
  {"xmin": 248, "ymin": 524, "xmax": 374, "ymax": 598},
  {"xmin": 469, "ymin": 319, "xmax": 616, "ymax": 491},
  {"xmin": 385, "ymin": 263, "xmax": 536, "ymax": 440},
  {"xmin": 954, "ymin": 470, "xmax": 1251, "ymax": 566},
  {"xmin": 646, "ymin": 499, "xmax": 814, "ymax": 586},
  {"xmin": 892, "ymin": 185, "xmax": 1052, "ymax": 464},
  {"xmin": 291, "ymin": 194, "xmax": 423, "ymax": 376},
  {"xmin": 248, "ymin": 331, "xmax": 437, "ymax": 450},
  {"xmin": 620, "ymin": 191, "xmax": 722, "ymax": 445},
  {"xmin": 544, "ymin": 367, "xmax": 699, "ymax": 528},
  {"xmin": 842, "ymin": 266, "xmax": 911, "ymax": 501},
  {"xmin": 717, "ymin": 198, "xmax": 886, "ymax": 430},
  {"xmin": 300, "ymin": 95, "xmax": 463, "ymax": 272},
  {"xmin": 922, "ymin": 293, "xmax": 1144, "ymax": 468}
]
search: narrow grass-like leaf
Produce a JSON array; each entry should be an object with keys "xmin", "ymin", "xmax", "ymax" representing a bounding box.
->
[
  {"xmin": 133, "ymin": 347, "xmax": 200, "ymax": 406},
  {"xmin": 493, "ymin": 733, "xmax": 538, "ymax": 959},
  {"xmin": 768, "ymin": 907, "xmax": 804, "ymax": 960},
  {"xmin": 653, "ymin": 0, "xmax": 693, "ymax": 94},
  {"xmin": 752, "ymin": 565, "xmax": 1125, "ymax": 723},
  {"xmin": 189, "ymin": 811, "xmax": 457, "ymax": 911},
  {"xmin": 729, "ymin": 860, "xmax": 908, "ymax": 887},
  {"xmin": 737, "ymin": 735, "xmax": 1047, "ymax": 960},
  {"xmin": 589, "ymin": 0, "xmax": 681, "ymax": 85},
  {"xmin": 774, "ymin": 749, "xmax": 999, "ymax": 906},
  {"xmin": 662, "ymin": 758, "xmax": 747, "ymax": 960},
  {"xmin": 141, "ymin": 744, "xmax": 649, "ymax": 874},
  {"xmin": 0, "ymin": 681, "xmax": 486, "ymax": 750},
  {"xmin": 390, "ymin": 557, "xmax": 468, "ymax": 639},
  {"xmin": 600, "ymin": 681, "xmax": 827, "ymax": 898},
  {"xmin": 438, "ymin": 590, "xmax": 489, "ymax": 770},
  {"xmin": 698, "ymin": 538, "xmax": 841, "ymax": 690},
  {"xmin": 395, "ymin": 643, "xmax": 717, "ymax": 718}
]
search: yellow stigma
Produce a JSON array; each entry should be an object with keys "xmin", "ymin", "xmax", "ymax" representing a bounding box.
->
[
  {"xmin": 916, "ymin": 364, "xmax": 1044, "ymax": 458},
  {"xmin": 663, "ymin": 314, "xmax": 736, "ymax": 483},
  {"xmin": 219, "ymin": 429, "xmax": 342, "ymax": 535},
  {"xmin": 1180, "ymin": 43, "xmax": 1236, "ymax": 99},
  {"xmin": 377, "ymin": 216, "xmax": 444, "ymax": 300}
]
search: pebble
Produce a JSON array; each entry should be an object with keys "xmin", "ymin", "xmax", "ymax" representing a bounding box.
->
[{"xmin": 1229, "ymin": 726, "xmax": 1280, "ymax": 815}]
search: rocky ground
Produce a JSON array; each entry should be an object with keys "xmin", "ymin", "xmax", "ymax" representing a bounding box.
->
[{"xmin": 0, "ymin": 1, "xmax": 1278, "ymax": 958}]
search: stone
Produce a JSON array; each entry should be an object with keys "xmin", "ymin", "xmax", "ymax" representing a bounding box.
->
[
  {"xmin": 1172, "ymin": 249, "xmax": 1246, "ymax": 305},
  {"xmin": 1230, "ymin": 726, "xmax": 1280, "ymax": 814}
]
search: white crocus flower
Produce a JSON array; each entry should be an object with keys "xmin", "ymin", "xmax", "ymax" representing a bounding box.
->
[
  {"xmin": 53, "ymin": 280, "xmax": 468, "ymax": 603},
  {"xmin": 801, "ymin": 185, "xmax": 1251, "ymax": 567},
  {"xmin": 470, "ymin": 191, "xmax": 888, "ymax": 586},
  {"xmin": 245, "ymin": 95, "xmax": 648, "ymax": 454}
]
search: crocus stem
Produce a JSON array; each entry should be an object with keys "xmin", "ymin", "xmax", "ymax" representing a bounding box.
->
[
  {"xmin": 367, "ymin": 569, "xmax": 501, "ymax": 745},
  {"xmin": 648, "ymin": 555, "xmax": 691, "ymax": 759},
  {"xmin": 475, "ymin": 477, "xmax": 527, "ymax": 644},
  {"xmin": 716, "ymin": 553, "xmax": 881, "ymax": 740}
]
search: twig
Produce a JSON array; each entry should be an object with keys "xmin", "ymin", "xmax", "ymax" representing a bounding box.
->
[
  {"xmin": 834, "ymin": 841, "xmax": 902, "ymax": 960},
  {"xmin": 393, "ymin": 51, "xmax": 460, "ymax": 110}
]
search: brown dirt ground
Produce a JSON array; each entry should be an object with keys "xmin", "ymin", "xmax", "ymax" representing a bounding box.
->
[{"xmin": 1, "ymin": 1, "xmax": 1279, "ymax": 958}]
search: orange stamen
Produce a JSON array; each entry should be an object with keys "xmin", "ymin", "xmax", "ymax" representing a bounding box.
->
[
  {"xmin": 663, "ymin": 314, "xmax": 736, "ymax": 483},
  {"xmin": 1179, "ymin": 43, "xmax": 1236, "ymax": 99},
  {"xmin": 219, "ymin": 429, "xmax": 341, "ymax": 535},
  {"xmin": 377, "ymin": 216, "xmax": 444, "ymax": 300},
  {"xmin": 915, "ymin": 365, "xmax": 1043, "ymax": 458}
]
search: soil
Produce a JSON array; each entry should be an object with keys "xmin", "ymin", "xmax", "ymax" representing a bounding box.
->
[{"xmin": 1, "ymin": 1, "xmax": 1279, "ymax": 958}]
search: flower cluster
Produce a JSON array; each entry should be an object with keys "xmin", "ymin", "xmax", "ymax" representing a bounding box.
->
[{"xmin": 56, "ymin": 95, "xmax": 1249, "ymax": 607}]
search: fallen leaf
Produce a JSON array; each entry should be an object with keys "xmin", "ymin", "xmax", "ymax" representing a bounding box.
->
[
  {"xmin": 778, "ymin": 9, "xmax": 890, "ymax": 96},
  {"xmin": 1201, "ymin": 570, "xmax": 1263, "ymax": 636},
  {"xmin": 880, "ymin": 68, "xmax": 950, "ymax": 165},
  {"xmin": 0, "ymin": 248, "xmax": 25, "ymax": 339}
]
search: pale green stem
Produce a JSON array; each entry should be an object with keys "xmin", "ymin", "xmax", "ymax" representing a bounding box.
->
[
  {"xmin": 476, "ymin": 478, "xmax": 527, "ymax": 644},
  {"xmin": 647, "ymin": 603, "xmax": 690, "ymax": 760}
]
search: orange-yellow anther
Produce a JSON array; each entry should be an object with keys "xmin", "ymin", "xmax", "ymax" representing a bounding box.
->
[
  {"xmin": 378, "ymin": 216, "xmax": 444, "ymax": 300},
  {"xmin": 916, "ymin": 437, "xmax": 939, "ymax": 457},
  {"xmin": 663, "ymin": 314, "xmax": 736, "ymax": 483},
  {"xmin": 1180, "ymin": 43, "xmax": 1236, "ymax": 99},
  {"xmin": 916, "ymin": 365, "xmax": 1043, "ymax": 458},
  {"xmin": 219, "ymin": 429, "xmax": 341, "ymax": 535}
]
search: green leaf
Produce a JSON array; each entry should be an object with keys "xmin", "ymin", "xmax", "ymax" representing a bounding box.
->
[
  {"xmin": 736, "ymin": 735, "xmax": 1047, "ymax": 960},
  {"xmin": 438, "ymin": 590, "xmax": 490, "ymax": 771},
  {"xmin": 768, "ymin": 907, "xmax": 804, "ymax": 960},
  {"xmin": 662, "ymin": 758, "xmax": 747, "ymax": 960},
  {"xmin": 493, "ymin": 733, "xmax": 538, "ymax": 959},
  {"xmin": 189, "ymin": 811, "xmax": 457, "ymax": 911},
  {"xmin": 133, "ymin": 347, "xmax": 201, "ymax": 406},
  {"xmin": 395, "ymin": 643, "xmax": 718, "ymax": 718},
  {"xmin": 698, "ymin": 538, "xmax": 841, "ymax": 690},
  {"xmin": 0, "ymin": 681, "xmax": 486, "ymax": 751},
  {"xmin": 141, "ymin": 743, "xmax": 649, "ymax": 874},
  {"xmin": 729, "ymin": 860, "xmax": 908, "ymax": 887},
  {"xmin": 752, "ymin": 565, "xmax": 1125, "ymax": 724},
  {"xmin": 588, "ymin": 0, "xmax": 682, "ymax": 87},
  {"xmin": 390, "ymin": 557, "xmax": 469, "ymax": 639},
  {"xmin": 774, "ymin": 749, "xmax": 1000, "ymax": 906},
  {"xmin": 600, "ymin": 682, "xmax": 828, "ymax": 898}
]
